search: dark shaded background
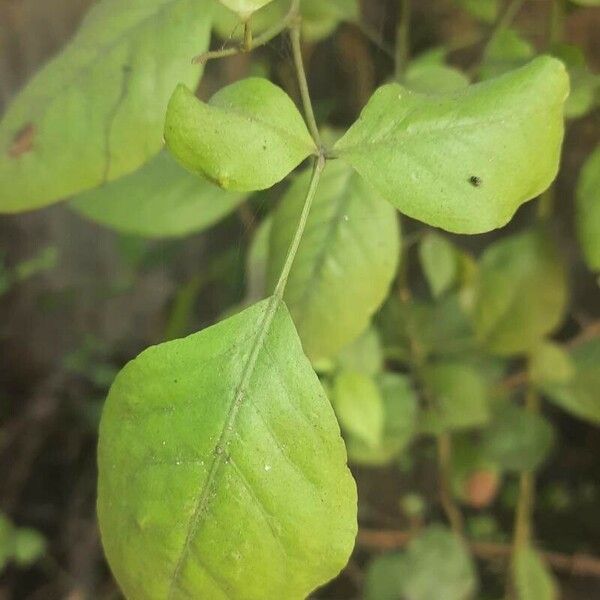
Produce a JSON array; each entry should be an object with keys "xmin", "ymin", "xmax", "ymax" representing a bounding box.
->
[{"xmin": 1, "ymin": 0, "xmax": 599, "ymax": 598}]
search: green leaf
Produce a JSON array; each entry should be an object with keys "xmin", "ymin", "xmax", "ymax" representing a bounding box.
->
[
  {"xmin": 13, "ymin": 529, "xmax": 46, "ymax": 567},
  {"xmin": 218, "ymin": 0, "xmax": 275, "ymax": 19},
  {"xmin": 0, "ymin": 0, "xmax": 214, "ymax": 213},
  {"xmin": 345, "ymin": 373, "xmax": 417, "ymax": 466},
  {"xmin": 420, "ymin": 361, "xmax": 490, "ymax": 434},
  {"xmin": 552, "ymin": 44, "xmax": 600, "ymax": 119},
  {"xmin": 570, "ymin": 0, "xmax": 600, "ymax": 6},
  {"xmin": 473, "ymin": 229, "xmax": 568, "ymax": 355},
  {"xmin": 97, "ymin": 298, "xmax": 357, "ymax": 599},
  {"xmin": 541, "ymin": 338, "xmax": 600, "ymax": 425},
  {"xmin": 419, "ymin": 232, "xmax": 460, "ymax": 297},
  {"xmin": 364, "ymin": 553, "xmax": 410, "ymax": 600},
  {"xmin": 336, "ymin": 327, "xmax": 383, "ymax": 377},
  {"xmin": 576, "ymin": 146, "xmax": 600, "ymax": 271},
  {"xmin": 334, "ymin": 57, "xmax": 568, "ymax": 234},
  {"xmin": 267, "ymin": 161, "xmax": 400, "ymax": 362},
  {"xmin": 514, "ymin": 546, "xmax": 558, "ymax": 600},
  {"xmin": 404, "ymin": 51, "xmax": 470, "ymax": 94},
  {"xmin": 479, "ymin": 29, "xmax": 535, "ymax": 81},
  {"xmin": 455, "ymin": 0, "xmax": 499, "ymax": 23},
  {"xmin": 529, "ymin": 341, "xmax": 574, "ymax": 387},
  {"xmin": 332, "ymin": 371, "xmax": 384, "ymax": 448},
  {"xmin": 245, "ymin": 217, "xmax": 273, "ymax": 304},
  {"xmin": 165, "ymin": 78, "xmax": 316, "ymax": 192},
  {"xmin": 71, "ymin": 152, "xmax": 246, "ymax": 238},
  {"xmin": 404, "ymin": 526, "xmax": 477, "ymax": 600},
  {"xmin": 481, "ymin": 404, "xmax": 554, "ymax": 472}
]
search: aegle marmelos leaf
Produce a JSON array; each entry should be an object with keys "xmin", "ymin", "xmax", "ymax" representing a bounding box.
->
[
  {"xmin": 268, "ymin": 161, "xmax": 400, "ymax": 362},
  {"xmin": 71, "ymin": 151, "xmax": 247, "ymax": 238},
  {"xmin": 576, "ymin": 145, "xmax": 600, "ymax": 271},
  {"xmin": 334, "ymin": 57, "xmax": 569, "ymax": 234},
  {"xmin": 97, "ymin": 297, "xmax": 357, "ymax": 600},
  {"xmin": 164, "ymin": 78, "xmax": 316, "ymax": 192},
  {"xmin": 0, "ymin": 0, "xmax": 214, "ymax": 213}
]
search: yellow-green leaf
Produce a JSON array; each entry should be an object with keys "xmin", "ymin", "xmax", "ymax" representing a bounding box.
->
[
  {"xmin": 334, "ymin": 57, "xmax": 569, "ymax": 234},
  {"xmin": 165, "ymin": 78, "xmax": 316, "ymax": 192}
]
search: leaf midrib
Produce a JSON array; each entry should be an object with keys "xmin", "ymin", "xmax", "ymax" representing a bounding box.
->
[{"xmin": 166, "ymin": 294, "xmax": 282, "ymax": 599}]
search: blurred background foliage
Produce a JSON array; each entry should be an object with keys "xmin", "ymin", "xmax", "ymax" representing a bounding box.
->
[{"xmin": 0, "ymin": 0, "xmax": 599, "ymax": 598}]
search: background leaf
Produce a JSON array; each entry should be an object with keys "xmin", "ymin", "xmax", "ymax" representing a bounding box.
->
[
  {"xmin": 420, "ymin": 361, "xmax": 490, "ymax": 433},
  {"xmin": 541, "ymin": 338, "xmax": 600, "ymax": 425},
  {"xmin": 268, "ymin": 161, "xmax": 400, "ymax": 362},
  {"xmin": 0, "ymin": 0, "xmax": 214, "ymax": 213},
  {"xmin": 344, "ymin": 373, "xmax": 417, "ymax": 466},
  {"xmin": 473, "ymin": 229, "xmax": 568, "ymax": 355},
  {"xmin": 165, "ymin": 78, "xmax": 315, "ymax": 192},
  {"xmin": 334, "ymin": 57, "xmax": 568, "ymax": 234},
  {"xmin": 332, "ymin": 371, "xmax": 385, "ymax": 448},
  {"xmin": 98, "ymin": 298, "xmax": 357, "ymax": 599},
  {"xmin": 514, "ymin": 546, "xmax": 558, "ymax": 600},
  {"xmin": 71, "ymin": 151, "xmax": 247, "ymax": 238},
  {"xmin": 576, "ymin": 145, "xmax": 600, "ymax": 271},
  {"xmin": 419, "ymin": 232, "xmax": 460, "ymax": 297},
  {"xmin": 481, "ymin": 404, "xmax": 554, "ymax": 472}
]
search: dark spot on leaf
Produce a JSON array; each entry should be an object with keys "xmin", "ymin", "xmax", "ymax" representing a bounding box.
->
[
  {"xmin": 8, "ymin": 123, "xmax": 36, "ymax": 158},
  {"xmin": 469, "ymin": 175, "xmax": 482, "ymax": 188}
]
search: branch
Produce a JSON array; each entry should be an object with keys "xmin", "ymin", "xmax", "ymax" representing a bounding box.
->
[{"xmin": 358, "ymin": 529, "xmax": 600, "ymax": 578}]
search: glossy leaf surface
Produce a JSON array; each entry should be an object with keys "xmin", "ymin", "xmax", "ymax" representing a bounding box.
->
[
  {"xmin": 71, "ymin": 152, "xmax": 246, "ymax": 238},
  {"xmin": 0, "ymin": 0, "xmax": 214, "ymax": 213},
  {"xmin": 268, "ymin": 161, "xmax": 400, "ymax": 362},
  {"xmin": 98, "ymin": 298, "xmax": 357, "ymax": 599},
  {"xmin": 334, "ymin": 57, "xmax": 569, "ymax": 233},
  {"xmin": 165, "ymin": 78, "xmax": 315, "ymax": 192}
]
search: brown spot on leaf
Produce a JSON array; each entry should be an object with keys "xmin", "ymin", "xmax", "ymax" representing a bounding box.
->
[{"xmin": 8, "ymin": 123, "xmax": 36, "ymax": 158}]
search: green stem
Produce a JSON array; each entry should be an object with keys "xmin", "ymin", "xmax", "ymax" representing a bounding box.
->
[
  {"xmin": 481, "ymin": 0, "xmax": 526, "ymax": 63},
  {"xmin": 437, "ymin": 432, "xmax": 465, "ymax": 538},
  {"xmin": 290, "ymin": 21, "xmax": 322, "ymax": 148},
  {"xmin": 273, "ymin": 155, "xmax": 326, "ymax": 299},
  {"xmin": 395, "ymin": 0, "xmax": 411, "ymax": 77},
  {"xmin": 507, "ymin": 387, "xmax": 540, "ymax": 597},
  {"xmin": 243, "ymin": 18, "xmax": 253, "ymax": 52},
  {"xmin": 549, "ymin": 0, "xmax": 565, "ymax": 48},
  {"xmin": 192, "ymin": 0, "xmax": 300, "ymax": 63}
]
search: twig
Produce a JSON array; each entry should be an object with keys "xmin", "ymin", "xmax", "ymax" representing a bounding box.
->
[
  {"xmin": 437, "ymin": 432, "xmax": 465, "ymax": 537},
  {"xmin": 395, "ymin": 0, "xmax": 411, "ymax": 77},
  {"xmin": 354, "ymin": 21, "xmax": 395, "ymax": 59},
  {"xmin": 290, "ymin": 19, "xmax": 322, "ymax": 147},
  {"xmin": 358, "ymin": 529, "xmax": 600, "ymax": 578}
]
